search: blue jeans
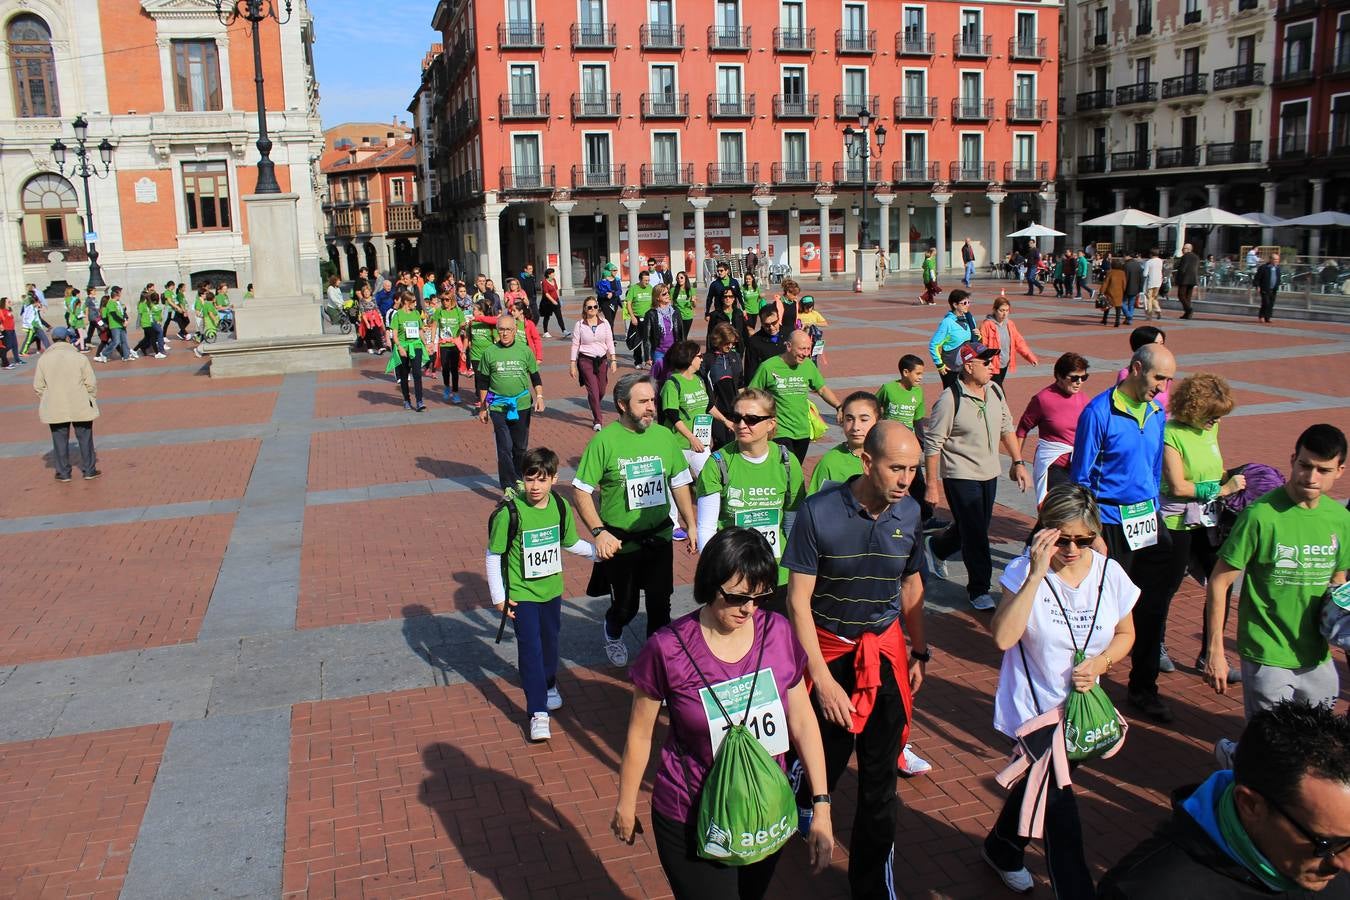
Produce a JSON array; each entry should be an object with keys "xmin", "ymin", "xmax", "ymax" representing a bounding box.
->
[
  {"xmin": 489, "ymin": 406, "xmax": 531, "ymax": 489},
  {"xmin": 963, "ymin": 260, "xmax": 975, "ymax": 286},
  {"xmin": 1124, "ymin": 295, "xmax": 1136, "ymax": 324},
  {"xmin": 512, "ymin": 596, "xmax": 561, "ymax": 714},
  {"xmin": 111, "ymin": 327, "xmax": 131, "ymax": 359}
]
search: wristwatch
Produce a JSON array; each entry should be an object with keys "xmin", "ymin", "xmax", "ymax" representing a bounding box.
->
[
  {"xmin": 811, "ymin": 794, "xmax": 831, "ymax": 806},
  {"xmin": 910, "ymin": 648, "xmax": 932, "ymax": 662},
  {"xmin": 591, "ymin": 526, "xmax": 607, "ymax": 537},
  {"xmin": 1011, "ymin": 460, "xmax": 1026, "ymax": 467}
]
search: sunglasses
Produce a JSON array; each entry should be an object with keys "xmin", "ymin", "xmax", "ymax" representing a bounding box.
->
[
  {"xmin": 729, "ymin": 412, "xmax": 773, "ymax": 426},
  {"xmin": 1054, "ymin": 534, "xmax": 1097, "ymax": 549},
  {"xmin": 1263, "ymin": 792, "xmax": 1350, "ymax": 862},
  {"xmin": 584, "ymin": 304, "xmax": 599, "ymax": 310},
  {"xmin": 1065, "ymin": 373, "xmax": 1090, "ymax": 383},
  {"xmin": 718, "ymin": 586, "xmax": 776, "ymax": 607}
]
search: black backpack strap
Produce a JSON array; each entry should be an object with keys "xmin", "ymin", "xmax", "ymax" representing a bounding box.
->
[{"xmin": 493, "ymin": 499, "xmax": 521, "ymax": 644}]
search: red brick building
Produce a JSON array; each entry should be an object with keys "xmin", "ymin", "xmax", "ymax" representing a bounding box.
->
[{"xmin": 320, "ymin": 130, "xmax": 423, "ymax": 279}]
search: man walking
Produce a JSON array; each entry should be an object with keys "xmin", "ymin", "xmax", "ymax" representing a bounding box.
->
[
  {"xmin": 33, "ymin": 327, "xmax": 100, "ymax": 482},
  {"xmin": 923, "ymin": 341, "xmax": 1031, "ymax": 610},
  {"xmin": 477, "ymin": 317, "xmax": 544, "ymax": 492},
  {"xmin": 703, "ymin": 261, "xmax": 742, "ymax": 318},
  {"xmin": 1123, "ymin": 251, "xmax": 1145, "ymax": 325},
  {"xmin": 1255, "ymin": 251, "xmax": 1282, "ymax": 324},
  {"xmin": 1143, "ymin": 248, "xmax": 1164, "ymax": 320},
  {"xmin": 1024, "ymin": 240, "xmax": 1044, "ymax": 295},
  {"xmin": 749, "ymin": 330, "xmax": 842, "ymax": 464},
  {"xmin": 518, "ymin": 262, "xmax": 539, "ymax": 322},
  {"xmin": 962, "ymin": 238, "xmax": 976, "ymax": 288},
  {"xmin": 1175, "ymin": 243, "xmax": 1200, "ymax": 319}
]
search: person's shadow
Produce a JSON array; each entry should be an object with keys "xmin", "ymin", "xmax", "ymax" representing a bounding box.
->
[{"xmin": 413, "ymin": 456, "xmax": 500, "ymax": 501}]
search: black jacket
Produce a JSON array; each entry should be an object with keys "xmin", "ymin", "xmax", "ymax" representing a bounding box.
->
[
  {"xmin": 704, "ymin": 276, "xmax": 742, "ymax": 318},
  {"xmin": 1256, "ymin": 262, "xmax": 1282, "ymax": 294},
  {"xmin": 1176, "ymin": 252, "xmax": 1201, "ymax": 286},
  {"xmin": 1124, "ymin": 259, "xmax": 1145, "ymax": 295},
  {"xmin": 1098, "ymin": 786, "xmax": 1350, "ymax": 900},
  {"xmin": 743, "ymin": 329, "xmax": 787, "ymax": 381},
  {"xmin": 707, "ymin": 307, "xmax": 749, "ymax": 353}
]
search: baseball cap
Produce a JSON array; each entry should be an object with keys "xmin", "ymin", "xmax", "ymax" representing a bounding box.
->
[
  {"xmin": 954, "ymin": 341, "xmax": 999, "ymax": 366},
  {"xmin": 50, "ymin": 326, "xmax": 73, "ymax": 341},
  {"xmin": 603, "ymin": 262, "xmax": 618, "ymax": 273}
]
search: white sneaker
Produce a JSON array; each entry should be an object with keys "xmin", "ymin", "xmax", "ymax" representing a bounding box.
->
[
  {"xmin": 971, "ymin": 593, "xmax": 997, "ymax": 611},
  {"xmin": 924, "ymin": 535, "xmax": 949, "ymax": 578},
  {"xmin": 981, "ymin": 848, "xmax": 1034, "ymax": 894},
  {"xmin": 1215, "ymin": 737, "xmax": 1237, "ymax": 770},
  {"xmin": 546, "ymin": 687, "xmax": 563, "ymax": 711},
  {"xmin": 94, "ymin": 356, "xmax": 107, "ymax": 363},
  {"xmin": 154, "ymin": 353, "xmax": 166, "ymax": 359},
  {"xmin": 604, "ymin": 626, "xmax": 629, "ymax": 666},
  {"xmin": 593, "ymin": 423, "xmax": 602, "ymax": 432},
  {"xmin": 529, "ymin": 712, "xmax": 551, "ymax": 742},
  {"xmin": 542, "ymin": 331, "xmax": 553, "ymax": 339},
  {"xmin": 129, "ymin": 351, "xmax": 139, "ymax": 359},
  {"xmin": 193, "ymin": 347, "xmax": 204, "ymax": 357},
  {"xmin": 562, "ymin": 330, "xmax": 571, "ymax": 337},
  {"xmin": 898, "ymin": 744, "xmax": 932, "ymax": 776}
]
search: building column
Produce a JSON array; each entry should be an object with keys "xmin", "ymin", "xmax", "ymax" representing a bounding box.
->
[
  {"xmin": 551, "ymin": 200, "xmax": 576, "ymax": 293},
  {"xmin": 1204, "ymin": 183, "xmax": 1223, "ymax": 255},
  {"xmin": 930, "ymin": 192, "xmax": 950, "ymax": 273},
  {"xmin": 897, "ymin": 201, "xmax": 912, "ymax": 270},
  {"xmin": 875, "ymin": 194, "xmax": 893, "ymax": 269},
  {"xmin": 1038, "ymin": 191, "xmax": 1059, "ymax": 254},
  {"xmin": 3, "ymin": 213, "xmax": 24, "ymax": 294},
  {"xmin": 1261, "ymin": 181, "xmax": 1278, "ymax": 247},
  {"xmin": 621, "ymin": 199, "xmax": 644, "ymax": 285},
  {"xmin": 484, "ymin": 200, "xmax": 507, "ymax": 284},
  {"xmin": 1067, "ymin": 187, "xmax": 1084, "ymax": 251},
  {"xmin": 986, "ymin": 191, "xmax": 1006, "ymax": 272},
  {"xmin": 816, "ymin": 194, "xmax": 836, "ymax": 282},
  {"xmin": 1112, "ymin": 188, "xmax": 1127, "ymax": 248},
  {"xmin": 689, "ymin": 197, "xmax": 711, "ymax": 286},
  {"xmin": 787, "ymin": 206, "xmax": 801, "ymax": 276},
  {"xmin": 753, "ymin": 195, "xmax": 774, "ymax": 267},
  {"xmin": 1309, "ymin": 178, "xmax": 1327, "ymax": 259}
]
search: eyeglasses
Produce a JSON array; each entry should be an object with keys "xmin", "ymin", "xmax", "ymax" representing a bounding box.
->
[
  {"xmin": 1262, "ymin": 792, "xmax": 1350, "ymax": 862},
  {"xmin": 584, "ymin": 304, "xmax": 599, "ymax": 310},
  {"xmin": 718, "ymin": 586, "xmax": 776, "ymax": 607},
  {"xmin": 1054, "ymin": 534, "xmax": 1097, "ymax": 549},
  {"xmin": 1065, "ymin": 373, "xmax": 1090, "ymax": 383},
  {"xmin": 729, "ymin": 412, "xmax": 773, "ymax": 426}
]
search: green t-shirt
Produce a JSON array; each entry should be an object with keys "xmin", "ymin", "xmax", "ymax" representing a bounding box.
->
[
  {"xmin": 922, "ymin": 257, "xmax": 937, "ymax": 284},
  {"xmin": 1112, "ymin": 387, "xmax": 1149, "ymax": 428},
  {"xmin": 660, "ymin": 373, "xmax": 710, "ymax": 451},
  {"xmin": 214, "ymin": 291, "xmax": 231, "ymax": 308},
  {"xmin": 696, "ymin": 445, "xmax": 804, "ymax": 584},
  {"xmin": 808, "ymin": 443, "xmax": 863, "ymax": 495},
  {"xmin": 876, "ymin": 381, "xmax": 926, "ymax": 430},
  {"xmin": 137, "ymin": 299, "xmax": 155, "ymax": 328},
  {"xmin": 673, "ymin": 289, "xmax": 695, "ymax": 321},
  {"xmin": 67, "ymin": 297, "xmax": 86, "ymax": 326},
  {"xmin": 479, "ymin": 339, "xmax": 538, "ymax": 411},
  {"xmin": 625, "ymin": 284, "xmax": 654, "ymax": 319},
  {"xmin": 1220, "ymin": 489, "xmax": 1350, "ymax": 669},
  {"xmin": 487, "ymin": 493, "xmax": 580, "ymax": 604},
  {"xmin": 103, "ymin": 300, "xmax": 126, "ymax": 328},
  {"xmin": 742, "ymin": 288, "xmax": 763, "ymax": 316},
  {"xmin": 389, "ymin": 309, "xmax": 424, "ymax": 350},
  {"xmin": 574, "ymin": 421, "xmax": 690, "ymax": 550},
  {"xmin": 748, "ymin": 355, "xmax": 825, "ymax": 440},
  {"xmin": 432, "ymin": 307, "xmax": 467, "ymax": 342},
  {"xmin": 1161, "ymin": 421, "xmax": 1226, "ymax": 530},
  {"xmin": 468, "ymin": 319, "xmax": 496, "ymax": 362}
]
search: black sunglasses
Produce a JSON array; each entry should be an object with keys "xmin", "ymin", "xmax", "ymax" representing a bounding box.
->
[
  {"xmin": 718, "ymin": 586, "xmax": 776, "ymax": 607},
  {"xmin": 1065, "ymin": 373, "xmax": 1090, "ymax": 383},
  {"xmin": 584, "ymin": 304, "xmax": 599, "ymax": 310},
  {"xmin": 1263, "ymin": 793, "xmax": 1350, "ymax": 862},
  {"xmin": 729, "ymin": 412, "xmax": 773, "ymax": 426},
  {"xmin": 1054, "ymin": 535, "xmax": 1097, "ymax": 549}
]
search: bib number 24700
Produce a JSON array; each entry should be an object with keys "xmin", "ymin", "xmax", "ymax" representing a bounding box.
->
[{"xmin": 1120, "ymin": 500, "xmax": 1158, "ymax": 551}]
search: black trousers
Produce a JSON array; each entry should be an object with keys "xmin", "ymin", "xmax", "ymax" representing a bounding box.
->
[
  {"xmin": 395, "ymin": 353, "xmax": 423, "ymax": 405},
  {"xmin": 1128, "ymin": 527, "xmax": 1195, "ymax": 697},
  {"xmin": 601, "ymin": 539, "xmax": 675, "ymax": 639},
  {"xmin": 438, "ymin": 345, "xmax": 460, "ymax": 391},
  {"xmin": 774, "ymin": 436, "xmax": 810, "ymax": 465},
  {"xmin": 931, "ymin": 477, "xmax": 997, "ymax": 599},
  {"xmin": 653, "ymin": 810, "xmax": 781, "ymax": 900},
  {"xmin": 939, "ymin": 368, "xmax": 959, "ymax": 389},
  {"xmin": 1176, "ymin": 284, "xmax": 1195, "ymax": 317},
  {"xmin": 539, "ymin": 299, "xmax": 565, "ymax": 334},
  {"xmin": 1100, "ymin": 521, "xmax": 1145, "ymax": 577},
  {"xmin": 795, "ymin": 651, "xmax": 906, "ymax": 900},
  {"xmin": 489, "ymin": 407, "xmax": 531, "ymax": 489},
  {"xmin": 1258, "ymin": 289, "xmax": 1277, "ymax": 321},
  {"xmin": 985, "ymin": 761, "xmax": 1093, "ymax": 899},
  {"xmin": 49, "ymin": 422, "xmax": 96, "ymax": 478}
]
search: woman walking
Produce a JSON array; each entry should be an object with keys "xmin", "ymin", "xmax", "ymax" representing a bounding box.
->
[
  {"xmin": 386, "ymin": 292, "xmax": 427, "ymax": 411},
  {"xmin": 701, "ymin": 322, "xmax": 744, "ymax": 449},
  {"xmin": 1015, "ymin": 353, "xmax": 1092, "ymax": 502},
  {"xmin": 33, "ymin": 326, "xmax": 101, "ymax": 481},
  {"xmin": 984, "ymin": 484, "xmax": 1137, "ymax": 896},
  {"xmin": 919, "ymin": 247, "xmax": 941, "ymax": 305},
  {"xmin": 612, "ymin": 528, "xmax": 833, "ymax": 899},
  {"xmin": 707, "ymin": 284, "xmax": 750, "ymax": 352},
  {"xmin": 660, "ymin": 340, "xmax": 715, "ymax": 540},
  {"xmin": 740, "ymin": 272, "xmax": 764, "ymax": 317},
  {"xmin": 671, "ymin": 271, "xmax": 697, "ymax": 340},
  {"xmin": 1, "ymin": 297, "xmax": 21, "ymax": 368},
  {"xmin": 569, "ymin": 296, "xmax": 616, "ymax": 431},
  {"xmin": 1100, "ymin": 260, "xmax": 1127, "ymax": 327},
  {"xmin": 979, "ymin": 294, "xmax": 1038, "ymax": 388},
  {"xmin": 642, "ymin": 283, "xmax": 679, "ymax": 382},
  {"xmin": 538, "ymin": 267, "xmax": 567, "ymax": 338},
  {"xmin": 928, "ymin": 289, "xmax": 977, "ymax": 388}
]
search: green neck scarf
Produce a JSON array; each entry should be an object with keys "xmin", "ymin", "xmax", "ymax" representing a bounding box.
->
[{"xmin": 1217, "ymin": 782, "xmax": 1300, "ymax": 892}]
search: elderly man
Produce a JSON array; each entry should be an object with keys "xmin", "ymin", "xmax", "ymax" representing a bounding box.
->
[
  {"xmin": 749, "ymin": 329, "xmax": 842, "ymax": 464},
  {"xmin": 1175, "ymin": 243, "xmax": 1201, "ymax": 319},
  {"xmin": 1256, "ymin": 251, "xmax": 1283, "ymax": 324},
  {"xmin": 476, "ymin": 316, "xmax": 544, "ymax": 492},
  {"xmin": 33, "ymin": 326, "xmax": 100, "ymax": 482}
]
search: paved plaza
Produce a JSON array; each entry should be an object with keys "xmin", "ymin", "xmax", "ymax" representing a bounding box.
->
[{"xmin": 1, "ymin": 286, "xmax": 1348, "ymax": 899}]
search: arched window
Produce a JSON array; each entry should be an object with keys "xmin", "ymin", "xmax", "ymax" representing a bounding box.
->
[
  {"xmin": 20, "ymin": 173, "xmax": 83, "ymax": 260},
  {"xmin": 8, "ymin": 14, "xmax": 60, "ymax": 118}
]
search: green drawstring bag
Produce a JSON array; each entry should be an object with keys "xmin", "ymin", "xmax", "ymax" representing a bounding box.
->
[
  {"xmin": 674, "ymin": 618, "xmax": 798, "ymax": 866},
  {"xmin": 807, "ymin": 402, "xmax": 829, "ymax": 441}
]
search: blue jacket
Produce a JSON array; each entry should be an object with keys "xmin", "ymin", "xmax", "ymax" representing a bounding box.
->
[
  {"xmin": 595, "ymin": 276, "xmax": 623, "ymax": 310},
  {"xmin": 1069, "ymin": 386, "xmax": 1166, "ymax": 524},
  {"xmin": 928, "ymin": 310, "xmax": 976, "ymax": 368},
  {"xmin": 374, "ymin": 288, "xmax": 394, "ymax": 318}
]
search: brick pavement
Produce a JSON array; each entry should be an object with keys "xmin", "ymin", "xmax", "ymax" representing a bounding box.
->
[{"xmin": 0, "ymin": 392, "xmax": 278, "ymax": 444}]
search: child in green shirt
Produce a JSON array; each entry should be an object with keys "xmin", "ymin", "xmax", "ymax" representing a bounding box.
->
[
  {"xmin": 874, "ymin": 354, "xmax": 939, "ymax": 522},
  {"xmin": 486, "ymin": 447, "xmax": 596, "ymax": 741}
]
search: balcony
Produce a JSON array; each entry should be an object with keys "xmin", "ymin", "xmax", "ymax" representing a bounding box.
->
[
  {"xmin": 1206, "ymin": 141, "xmax": 1262, "ymax": 165},
  {"xmin": 23, "ymin": 240, "xmax": 86, "ymax": 264},
  {"xmin": 708, "ymin": 25, "xmax": 751, "ymax": 51},
  {"xmin": 498, "ymin": 93, "xmax": 550, "ymax": 119},
  {"xmin": 1004, "ymin": 161, "xmax": 1050, "ymax": 183},
  {"xmin": 571, "ymin": 22, "xmax": 616, "ymax": 49},
  {"xmin": 571, "ymin": 164, "xmax": 626, "ymax": 191},
  {"xmin": 1116, "ymin": 82, "xmax": 1157, "ymax": 105},
  {"xmin": 949, "ymin": 161, "xmax": 994, "ymax": 183},
  {"xmin": 773, "ymin": 27, "xmax": 815, "ymax": 52},
  {"xmin": 386, "ymin": 203, "xmax": 422, "ymax": 234},
  {"xmin": 640, "ymin": 163, "xmax": 694, "ymax": 189},
  {"xmin": 834, "ymin": 95, "xmax": 880, "ymax": 119},
  {"xmin": 773, "ymin": 94, "xmax": 820, "ymax": 119},
  {"xmin": 896, "ymin": 31, "xmax": 934, "ymax": 56},
  {"xmin": 832, "ymin": 161, "xmax": 883, "ymax": 185},
  {"xmin": 640, "ymin": 23, "xmax": 684, "ymax": 50},
  {"xmin": 954, "ymin": 33, "xmax": 992, "ymax": 57},
  {"xmin": 1183, "ymin": 9, "xmax": 1203, "ymax": 24},
  {"xmin": 1094, "ymin": 33, "xmax": 1109, "ymax": 47},
  {"xmin": 894, "ymin": 96, "xmax": 937, "ymax": 121},
  {"xmin": 1277, "ymin": 137, "xmax": 1308, "ymax": 160},
  {"xmin": 708, "ymin": 93, "xmax": 755, "ymax": 118},
  {"xmin": 894, "ymin": 161, "xmax": 940, "ymax": 184},
  {"xmin": 1009, "ymin": 37, "xmax": 1047, "ymax": 60},
  {"xmin": 640, "ymin": 92, "xmax": 688, "ymax": 118},
  {"xmin": 952, "ymin": 97, "xmax": 994, "ymax": 122},
  {"xmin": 1136, "ymin": 21, "xmax": 1153, "ymax": 36},
  {"xmin": 1156, "ymin": 145, "xmax": 1203, "ymax": 168},
  {"xmin": 706, "ymin": 162, "xmax": 759, "ymax": 186},
  {"xmin": 1213, "ymin": 63, "xmax": 1265, "ymax": 91},
  {"xmin": 1277, "ymin": 0, "xmax": 1315, "ymax": 11},
  {"xmin": 1161, "ymin": 73, "xmax": 1208, "ymax": 99},
  {"xmin": 497, "ymin": 22, "xmax": 543, "ymax": 48},
  {"xmin": 1111, "ymin": 150, "xmax": 1151, "ymax": 171},
  {"xmin": 1007, "ymin": 98, "xmax": 1048, "ymax": 122},
  {"xmin": 1076, "ymin": 89, "xmax": 1114, "ymax": 112},
  {"xmin": 499, "ymin": 166, "xmax": 557, "ymax": 193},
  {"xmin": 1276, "ymin": 60, "xmax": 1315, "ymax": 84},
  {"xmin": 571, "ymin": 92, "xmax": 621, "ymax": 118},
  {"xmin": 771, "ymin": 161, "xmax": 822, "ymax": 185},
  {"xmin": 1077, "ymin": 154, "xmax": 1108, "ymax": 175},
  {"xmin": 836, "ymin": 29, "xmax": 877, "ymax": 54}
]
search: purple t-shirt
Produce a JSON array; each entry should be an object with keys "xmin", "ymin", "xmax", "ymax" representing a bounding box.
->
[{"xmin": 630, "ymin": 609, "xmax": 808, "ymax": 823}]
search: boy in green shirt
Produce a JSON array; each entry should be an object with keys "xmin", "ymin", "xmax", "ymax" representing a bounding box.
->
[
  {"xmin": 876, "ymin": 354, "xmax": 927, "ymax": 431},
  {"xmin": 486, "ymin": 447, "xmax": 596, "ymax": 741},
  {"xmin": 808, "ymin": 391, "xmax": 879, "ymax": 495}
]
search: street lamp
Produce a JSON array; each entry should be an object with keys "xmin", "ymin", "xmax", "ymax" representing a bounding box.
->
[
  {"xmin": 50, "ymin": 114, "xmax": 114, "ymax": 289},
  {"xmin": 842, "ymin": 108, "xmax": 886, "ymax": 291},
  {"xmin": 215, "ymin": 0, "xmax": 292, "ymax": 194}
]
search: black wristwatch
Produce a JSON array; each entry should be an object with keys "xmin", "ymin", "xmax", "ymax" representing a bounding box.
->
[
  {"xmin": 590, "ymin": 526, "xmax": 607, "ymax": 537},
  {"xmin": 811, "ymin": 794, "xmax": 831, "ymax": 806},
  {"xmin": 911, "ymin": 648, "xmax": 932, "ymax": 663}
]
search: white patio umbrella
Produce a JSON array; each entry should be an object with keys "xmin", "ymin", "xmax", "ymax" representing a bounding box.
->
[
  {"xmin": 1163, "ymin": 207, "xmax": 1260, "ymax": 227},
  {"xmin": 1279, "ymin": 211, "xmax": 1350, "ymax": 227},
  {"xmin": 1006, "ymin": 222, "xmax": 1066, "ymax": 238},
  {"xmin": 1079, "ymin": 209, "xmax": 1166, "ymax": 228},
  {"xmin": 1240, "ymin": 212, "xmax": 1288, "ymax": 227}
]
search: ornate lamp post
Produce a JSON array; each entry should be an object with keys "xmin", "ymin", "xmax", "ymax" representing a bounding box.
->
[
  {"xmin": 842, "ymin": 108, "xmax": 885, "ymax": 291},
  {"xmin": 215, "ymin": 0, "xmax": 292, "ymax": 194},
  {"xmin": 50, "ymin": 115, "xmax": 114, "ymax": 289}
]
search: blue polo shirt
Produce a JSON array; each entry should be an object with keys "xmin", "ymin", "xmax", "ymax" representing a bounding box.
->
[{"xmin": 782, "ymin": 476, "xmax": 925, "ymax": 640}]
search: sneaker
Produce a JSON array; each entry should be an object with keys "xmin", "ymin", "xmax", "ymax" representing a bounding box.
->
[
  {"xmin": 451, "ymin": 392, "xmax": 462, "ymax": 404},
  {"xmin": 604, "ymin": 627, "xmax": 629, "ymax": 666},
  {"xmin": 403, "ymin": 401, "xmax": 413, "ymax": 410},
  {"xmin": 443, "ymin": 387, "xmax": 451, "ymax": 402},
  {"xmin": 981, "ymin": 848, "xmax": 1035, "ymax": 894},
  {"xmin": 970, "ymin": 593, "xmax": 997, "ymax": 611},
  {"xmin": 562, "ymin": 329, "xmax": 571, "ymax": 337},
  {"xmin": 673, "ymin": 527, "xmax": 688, "ymax": 541},
  {"xmin": 529, "ymin": 713, "xmax": 551, "ymax": 742},
  {"xmin": 128, "ymin": 351, "xmax": 139, "ymax": 360},
  {"xmin": 94, "ymin": 356, "xmax": 107, "ymax": 363},
  {"xmin": 416, "ymin": 403, "xmax": 426, "ymax": 412},
  {"xmin": 1158, "ymin": 644, "xmax": 1176, "ymax": 673},
  {"xmin": 593, "ymin": 423, "xmax": 602, "ymax": 432},
  {"xmin": 898, "ymin": 744, "xmax": 932, "ymax": 777},
  {"xmin": 154, "ymin": 353, "xmax": 166, "ymax": 359},
  {"xmin": 193, "ymin": 347, "xmax": 203, "ymax": 358},
  {"xmin": 1127, "ymin": 690, "xmax": 1175, "ymax": 723},
  {"xmin": 3, "ymin": 364, "xmax": 14, "ymax": 370},
  {"xmin": 1195, "ymin": 655, "xmax": 1243, "ymax": 684},
  {"xmin": 83, "ymin": 469, "xmax": 101, "ymax": 480},
  {"xmin": 924, "ymin": 535, "xmax": 948, "ymax": 579},
  {"xmin": 542, "ymin": 331, "xmax": 553, "ymax": 339},
  {"xmin": 1215, "ymin": 737, "xmax": 1238, "ymax": 770},
  {"xmin": 546, "ymin": 687, "xmax": 563, "ymax": 711},
  {"xmin": 55, "ymin": 473, "xmax": 72, "ymax": 483}
]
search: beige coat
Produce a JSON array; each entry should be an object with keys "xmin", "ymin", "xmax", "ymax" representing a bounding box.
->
[{"xmin": 33, "ymin": 341, "xmax": 99, "ymax": 424}]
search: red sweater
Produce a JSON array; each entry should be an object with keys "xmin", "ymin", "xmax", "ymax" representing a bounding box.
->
[{"xmin": 811, "ymin": 619, "xmax": 913, "ymax": 752}]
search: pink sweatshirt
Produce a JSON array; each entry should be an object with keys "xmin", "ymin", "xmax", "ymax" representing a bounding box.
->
[
  {"xmin": 1017, "ymin": 383, "xmax": 1091, "ymax": 468},
  {"xmin": 571, "ymin": 318, "xmax": 615, "ymax": 361}
]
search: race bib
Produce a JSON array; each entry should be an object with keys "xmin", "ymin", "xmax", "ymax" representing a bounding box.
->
[
  {"xmin": 692, "ymin": 414, "xmax": 714, "ymax": 445},
  {"xmin": 814, "ymin": 339, "xmax": 825, "ymax": 353},
  {"xmin": 1121, "ymin": 499, "xmax": 1158, "ymax": 551},
  {"xmin": 402, "ymin": 322, "xmax": 420, "ymax": 340},
  {"xmin": 1198, "ymin": 499, "xmax": 1221, "ymax": 529},
  {"xmin": 623, "ymin": 459, "xmax": 667, "ymax": 510},
  {"xmin": 522, "ymin": 525, "xmax": 561, "ymax": 579},
  {"xmin": 701, "ymin": 668, "xmax": 788, "ymax": 757},
  {"xmin": 734, "ymin": 507, "xmax": 783, "ymax": 559}
]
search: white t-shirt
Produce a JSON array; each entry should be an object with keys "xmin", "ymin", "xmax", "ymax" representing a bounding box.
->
[{"xmin": 993, "ymin": 550, "xmax": 1139, "ymax": 738}]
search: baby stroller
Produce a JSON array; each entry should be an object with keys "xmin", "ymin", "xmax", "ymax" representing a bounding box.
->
[
  {"xmin": 217, "ymin": 307, "xmax": 236, "ymax": 334},
  {"xmin": 323, "ymin": 305, "xmax": 355, "ymax": 334}
]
